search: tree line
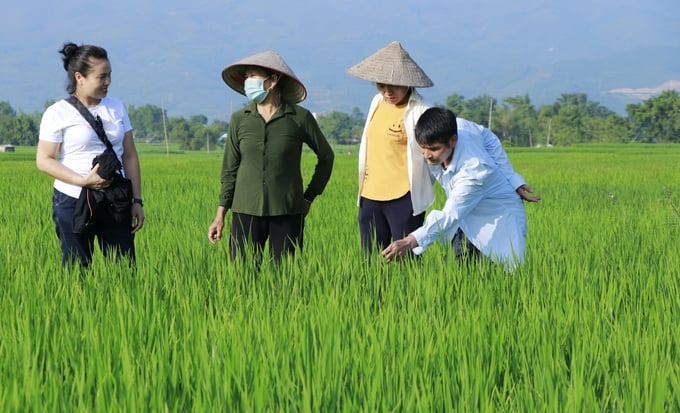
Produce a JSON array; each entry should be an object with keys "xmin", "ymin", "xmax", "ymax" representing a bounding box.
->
[
  {"xmin": 1, "ymin": 90, "xmax": 678, "ymax": 148},
  {"xmin": 319, "ymin": 91, "xmax": 680, "ymax": 146}
]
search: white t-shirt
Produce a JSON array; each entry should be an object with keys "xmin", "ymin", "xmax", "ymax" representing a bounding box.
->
[{"xmin": 39, "ymin": 96, "xmax": 133, "ymax": 198}]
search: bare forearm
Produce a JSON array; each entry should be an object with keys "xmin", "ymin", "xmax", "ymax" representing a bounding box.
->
[
  {"xmin": 122, "ymin": 132, "xmax": 143, "ymax": 198},
  {"xmin": 122, "ymin": 156, "xmax": 142, "ymax": 198},
  {"xmin": 36, "ymin": 157, "xmax": 85, "ymax": 186}
]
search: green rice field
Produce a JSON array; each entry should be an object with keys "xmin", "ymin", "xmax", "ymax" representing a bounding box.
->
[{"xmin": 1, "ymin": 143, "xmax": 679, "ymax": 412}]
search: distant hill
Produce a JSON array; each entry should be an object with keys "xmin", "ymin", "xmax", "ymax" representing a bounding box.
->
[
  {"xmin": 453, "ymin": 46, "xmax": 680, "ymax": 114},
  {"xmin": 1, "ymin": 0, "xmax": 678, "ymax": 119}
]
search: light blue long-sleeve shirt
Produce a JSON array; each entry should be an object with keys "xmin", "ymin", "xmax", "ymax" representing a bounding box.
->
[{"xmin": 410, "ymin": 130, "xmax": 527, "ymax": 269}]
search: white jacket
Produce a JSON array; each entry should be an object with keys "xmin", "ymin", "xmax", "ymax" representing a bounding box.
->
[{"xmin": 357, "ymin": 90, "xmax": 435, "ymax": 215}]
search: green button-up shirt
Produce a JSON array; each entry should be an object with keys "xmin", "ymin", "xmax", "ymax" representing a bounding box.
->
[{"xmin": 219, "ymin": 102, "xmax": 334, "ymax": 216}]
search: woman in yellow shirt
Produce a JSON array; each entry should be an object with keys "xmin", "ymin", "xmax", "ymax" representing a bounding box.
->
[
  {"xmin": 348, "ymin": 41, "xmax": 436, "ymax": 255},
  {"xmin": 348, "ymin": 41, "xmax": 540, "ymax": 258}
]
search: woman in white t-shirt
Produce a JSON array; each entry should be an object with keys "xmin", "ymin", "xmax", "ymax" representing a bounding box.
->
[{"xmin": 36, "ymin": 42, "xmax": 144, "ymax": 268}]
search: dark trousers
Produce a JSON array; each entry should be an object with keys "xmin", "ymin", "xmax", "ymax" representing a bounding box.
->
[
  {"xmin": 52, "ymin": 189, "xmax": 135, "ymax": 268},
  {"xmin": 452, "ymin": 227, "xmax": 482, "ymax": 263},
  {"xmin": 230, "ymin": 212, "xmax": 304, "ymax": 264},
  {"xmin": 358, "ymin": 192, "xmax": 425, "ymax": 254}
]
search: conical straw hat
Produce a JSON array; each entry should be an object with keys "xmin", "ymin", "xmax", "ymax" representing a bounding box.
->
[
  {"xmin": 221, "ymin": 50, "xmax": 307, "ymax": 103},
  {"xmin": 347, "ymin": 41, "xmax": 433, "ymax": 88}
]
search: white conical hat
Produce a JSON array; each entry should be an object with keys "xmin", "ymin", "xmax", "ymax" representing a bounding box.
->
[
  {"xmin": 221, "ymin": 50, "xmax": 307, "ymax": 103},
  {"xmin": 347, "ymin": 41, "xmax": 433, "ymax": 88}
]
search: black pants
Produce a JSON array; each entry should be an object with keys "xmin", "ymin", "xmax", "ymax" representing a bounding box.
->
[
  {"xmin": 230, "ymin": 212, "xmax": 304, "ymax": 265},
  {"xmin": 358, "ymin": 192, "xmax": 425, "ymax": 254},
  {"xmin": 452, "ymin": 228, "xmax": 482, "ymax": 263}
]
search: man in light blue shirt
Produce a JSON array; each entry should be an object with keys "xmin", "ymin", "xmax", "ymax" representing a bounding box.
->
[{"xmin": 382, "ymin": 107, "xmax": 528, "ymax": 270}]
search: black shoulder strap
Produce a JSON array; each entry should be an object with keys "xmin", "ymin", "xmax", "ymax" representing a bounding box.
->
[{"xmin": 66, "ymin": 96, "xmax": 114, "ymax": 151}]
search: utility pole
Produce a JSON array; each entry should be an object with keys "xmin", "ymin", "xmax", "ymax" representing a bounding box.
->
[
  {"xmin": 162, "ymin": 101, "xmax": 169, "ymax": 156},
  {"xmin": 488, "ymin": 97, "xmax": 493, "ymax": 129}
]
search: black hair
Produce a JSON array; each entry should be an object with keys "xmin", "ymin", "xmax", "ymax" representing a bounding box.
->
[
  {"xmin": 59, "ymin": 42, "xmax": 108, "ymax": 94},
  {"xmin": 415, "ymin": 107, "xmax": 458, "ymax": 146}
]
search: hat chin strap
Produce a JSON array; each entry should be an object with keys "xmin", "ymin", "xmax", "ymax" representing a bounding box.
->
[
  {"xmin": 262, "ymin": 88, "xmax": 282, "ymax": 108},
  {"xmin": 266, "ymin": 73, "xmax": 280, "ymax": 90}
]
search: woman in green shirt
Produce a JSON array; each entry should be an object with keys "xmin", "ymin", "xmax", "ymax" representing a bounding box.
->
[{"xmin": 208, "ymin": 50, "xmax": 334, "ymax": 265}]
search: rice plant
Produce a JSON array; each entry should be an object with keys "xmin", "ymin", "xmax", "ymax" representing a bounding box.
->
[{"xmin": 0, "ymin": 144, "xmax": 678, "ymax": 412}]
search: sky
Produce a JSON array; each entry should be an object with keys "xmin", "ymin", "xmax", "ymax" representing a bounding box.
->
[{"xmin": 1, "ymin": 0, "xmax": 678, "ymax": 120}]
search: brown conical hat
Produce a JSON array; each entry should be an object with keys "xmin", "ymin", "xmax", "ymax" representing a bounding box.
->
[
  {"xmin": 347, "ymin": 41, "xmax": 433, "ymax": 88},
  {"xmin": 221, "ymin": 50, "xmax": 307, "ymax": 103}
]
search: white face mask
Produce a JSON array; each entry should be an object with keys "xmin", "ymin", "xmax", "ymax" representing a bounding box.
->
[{"xmin": 244, "ymin": 77, "xmax": 269, "ymax": 103}]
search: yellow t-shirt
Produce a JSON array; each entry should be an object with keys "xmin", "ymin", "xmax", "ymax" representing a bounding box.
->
[{"xmin": 361, "ymin": 100, "xmax": 410, "ymax": 201}]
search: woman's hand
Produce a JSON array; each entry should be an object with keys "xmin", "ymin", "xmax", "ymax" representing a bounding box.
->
[
  {"xmin": 208, "ymin": 206, "xmax": 227, "ymax": 244},
  {"xmin": 130, "ymin": 203, "xmax": 145, "ymax": 234},
  {"xmin": 81, "ymin": 164, "xmax": 111, "ymax": 191}
]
